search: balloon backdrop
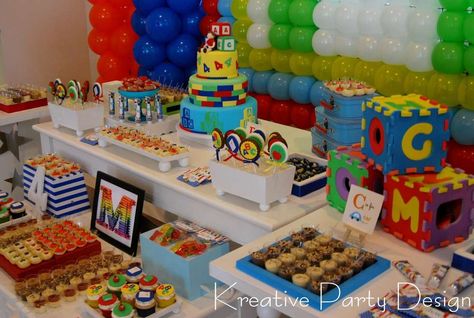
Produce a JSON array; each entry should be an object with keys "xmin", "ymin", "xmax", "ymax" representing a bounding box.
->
[
  {"xmin": 451, "ymin": 109, "xmax": 474, "ymax": 145},
  {"xmin": 447, "ymin": 140, "xmax": 474, "ymax": 174},
  {"xmin": 268, "ymin": 72, "xmax": 293, "ymax": 100}
]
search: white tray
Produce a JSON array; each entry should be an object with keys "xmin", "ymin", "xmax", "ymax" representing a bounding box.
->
[
  {"xmin": 48, "ymin": 102, "xmax": 105, "ymax": 137},
  {"xmin": 288, "ymin": 153, "xmax": 327, "ymax": 188},
  {"xmin": 80, "ymin": 297, "xmax": 182, "ymax": 318},
  {"xmin": 105, "ymin": 116, "xmax": 179, "ymax": 137},
  {"xmin": 98, "ymin": 134, "xmax": 190, "ymax": 172}
]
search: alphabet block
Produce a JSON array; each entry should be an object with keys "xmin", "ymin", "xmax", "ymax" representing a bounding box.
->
[
  {"xmin": 382, "ymin": 166, "xmax": 474, "ymax": 252},
  {"xmin": 210, "ymin": 22, "xmax": 231, "ymax": 36},
  {"xmin": 361, "ymin": 94, "xmax": 450, "ymax": 175},
  {"xmin": 326, "ymin": 144, "xmax": 384, "ymax": 212},
  {"xmin": 217, "ymin": 36, "xmax": 236, "ymax": 51}
]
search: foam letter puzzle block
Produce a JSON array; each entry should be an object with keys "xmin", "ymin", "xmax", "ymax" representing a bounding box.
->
[
  {"xmin": 326, "ymin": 144, "xmax": 384, "ymax": 212},
  {"xmin": 217, "ymin": 36, "xmax": 236, "ymax": 51},
  {"xmin": 211, "ymin": 22, "xmax": 231, "ymax": 36},
  {"xmin": 382, "ymin": 166, "xmax": 474, "ymax": 252},
  {"xmin": 361, "ymin": 94, "xmax": 450, "ymax": 175}
]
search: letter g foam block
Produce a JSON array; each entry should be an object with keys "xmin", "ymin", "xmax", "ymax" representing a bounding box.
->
[{"xmin": 361, "ymin": 94, "xmax": 450, "ymax": 175}]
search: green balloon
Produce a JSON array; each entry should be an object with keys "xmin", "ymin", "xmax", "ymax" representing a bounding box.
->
[
  {"xmin": 289, "ymin": 26, "xmax": 316, "ymax": 52},
  {"xmin": 465, "ymin": 46, "xmax": 474, "ymax": 74},
  {"xmin": 465, "ymin": 14, "xmax": 474, "ymax": 44},
  {"xmin": 432, "ymin": 42, "xmax": 465, "ymax": 74},
  {"xmin": 232, "ymin": 19, "xmax": 252, "ymax": 43},
  {"xmin": 439, "ymin": 0, "xmax": 468, "ymax": 11},
  {"xmin": 289, "ymin": 0, "xmax": 319, "ymax": 27},
  {"xmin": 269, "ymin": 24, "xmax": 292, "ymax": 50},
  {"xmin": 269, "ymin": 0, "xmax": 292, "ymax": 24},
  {"xmin": 437, "ymin": 11, "xmax": 466, "ymax": 42}
]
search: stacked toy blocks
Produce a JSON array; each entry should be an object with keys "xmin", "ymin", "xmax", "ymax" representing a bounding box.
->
[
  {"xmin": 326, "ymin": 144, "xmax": 383, "ymax": 212},
  {"xmin": 361, "ymin": 94, "xmax": 450, "ymax": 175},
  {"xmin": 382, "ymin": 166, "xmax": 474, "ymax": 252}
]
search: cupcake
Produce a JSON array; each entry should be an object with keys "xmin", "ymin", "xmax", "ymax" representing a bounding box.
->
[
  {"xmin": 47, "ymin": 293, "xmax": 61, "ymax": 308},
  {"xmin": 292, "ymin": 273, "xmax": 310, "ymax": 288},
  {"xmin": 33, "ymin": 300, "xmax": 47, "ymax": 314},
  {"xmin": 112, "ymin": 302, "xmax": 134, "ymax": 318},
  {"xmin": 290, "ymin": 233, "xmax": 305, "ymax": 247},
  {"xmin": 306, "ymin": 252, "xmax": 324, "ymax": 266},
  {"xmin": 349, "ymin": 259, "xmax": 364, "ymax": 274},
  {"xmin": 338, "ymin": 266, "xmax": 354, "ymax": 282},
  {"xmin": 265, "ymin": 246, "xmax": 281, "ymax": 260},
  {"xmin": 155, "ymin": 284, "xmax": 176, "ymax": 308},
  {"xmin": 125, "ymin": 266, "xmax": 144, "ymax": 283},
  {"xmin": 9, "ymin": 202, "xmax": 26, "ymax": 219},
  {"xmin": 250, "ymin": 251, "xmax": 266, "ymax": 267},
  {"xmin": 276, "ymin": 240, "xmax": 292, "ymax": 253},
  {"xmin": 83, "ymin": 271, "xmax": 96, "ymax": 284},
  {"xmin": 69, "ymin": 276, "xmax": 83, "ymax": 289},
  {"xmin": 63, "ymin": 288, "xmax": 77, "ymax": 302},
  {"xmin": 343, "ymin": 247, "xmax": 360, "ymax": 260},
  {"xmin": 331, "ymin": 252, "xmax": 349, "ymax": 266},
  {"xmin": 306, "ymin": 266, "xmax": 325, "ymax": 281},
  {"xmin": 302, "ymin": 241, "xmax": 318, "ymax": 252},
  {"xmin": 278, "ymin": 253, "xmax": 296, "ymax": 266},
  {"xmin": 360, "ymin": 251, "xmax": 377, "ymax": 268},
  {"xmin": 320, "ymin": 260, "xmax": 338, "ymax": 273},
  {"xmin": 294, "ymin": 260, "xmax": 310, "ymax": 274},
  {"xmin": 55, "ymin": 283, "xmax": 68, "ymax": 294},
  {"xmin": 319, "ymin": 246, "xmax": 334, "ymax": 259},
  {"xmin": 309, "ymin": 280, "xmax": 328, "ymax": 295},
  {"xmin": 277, "ymin": 265, "xmax": 295, "ymax": 281},
  {"xmin": 330, "ymin": 240, "xmax": 345, "ymax": 252},
  {"xmin": 290, "ymin": 247, "xmax": 306, "ymax": 260},
  {"xmin": 0, "ymin": 208, "xmax": 10, "ymax": 224},
  {"xmin": 135, "ymin": 290, "xmax": 156, "ymax": 317},
  {"xmin": 26, "ymin": 293, "xmax": 40, "ymax": 306},
  {"xmin": 77, "ymin": 282, "xmax": 89, "ymax": 295},
  {"xmin": 108, "ymin": 274, "xmax": 127, "ymax": 297},
  {"xmin": 301, "ymin": 227, "xmax": 317, "ymax": 240},
  {"xmin": 322, "ymin": 272, "xmax": 342, "ymax": 288},
  {"xmin": 86, "ymin": 284, "xmax": 106, "ymax": 308},
  {"xmin": 139, "ymin": 275, "xmax": 159, "ymax": 291},
  {"xmin": 314, "ymin": 234, "xmax": 332, "ymax": 246},
  {"xmin": 98, "ymin": 293, "xmax": 119, "ymax": 318},
  {"xmin": 121, "ymin": 283, "xmax": 139, "ymax": 304},
  {"xmin": 265, "ymin": 258, "xmax": 282, "ymax": 274}
]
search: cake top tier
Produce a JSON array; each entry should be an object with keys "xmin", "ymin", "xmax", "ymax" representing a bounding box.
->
[{"xmin": 196, "ymin": 22, "xmax": 238, "ymax": 80}]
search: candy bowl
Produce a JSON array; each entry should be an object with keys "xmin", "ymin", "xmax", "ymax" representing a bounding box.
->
[{"xmin": 287, "ymin": 153, "xmax": 328, "ymax": 197}]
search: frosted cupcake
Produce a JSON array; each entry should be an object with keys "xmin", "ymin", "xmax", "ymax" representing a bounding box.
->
[
  {"xmin": 98, "ymin": 293, "xmax": 119, "ymax": 318},
  {"xmin": 135, "ymin": 291, "xmax": 156, "ymax": 317}
]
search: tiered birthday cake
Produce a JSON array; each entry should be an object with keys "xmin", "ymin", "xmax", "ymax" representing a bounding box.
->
[{"xmin": 179, "ymin": 22, "xmax": 258, "ymax": 135}]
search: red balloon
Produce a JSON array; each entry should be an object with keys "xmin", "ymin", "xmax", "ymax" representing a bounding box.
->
[
  {"xmin": 309, "ymin": 105, "xmax": 316, "ymax": 127},
  {"xmin": 270, "ymin": 100, "xmax": 292, "ymax": 125},
  {"xmin": 89, "ymin": 3, "xmax": 121, "ymax": 32},
  {"xmin": 290, "ymin": 102, "xmax": 311, "ymax": 129},
  {"xmin": 254, "ymin": 94, "xmax": 272, "ymax": 120},
  {"xmin": 447, "ymin": 139, "xmax": 474, "ymax": 174},
  {"xmin": 96, "ymin": 76, "xmax": 106, "ymax": 83},
  {"xmin": 88, "ymin": 29, "xmax": 111, "ymax": 55},
  {"xmin": 203, "ymin": 0, "xmax": 219, "ymax": 15},
  {"xmin": 109, "ymin": 0, "xmax": 132, "ymax": 6},
  {"xmin": 199, "ymin": 15, "xmax": 219, "ymax": 36},
  {"xmin": 88, "ymin": 0, "xmax": 107, "ymax": 4},
  {"xmin": 110, "ymin": 25, "xmax": 138, "ymax": 57},
  {"xmin": 130, "ymin": 59, "xmax": 139, "ymax": 76},
  {"xmin": 97, "ymin": 52, "xmax": 129, "ymax": 81},
  {"xmin": 120, "ymin": 4, "xmax": 135, "ymax": 24}
]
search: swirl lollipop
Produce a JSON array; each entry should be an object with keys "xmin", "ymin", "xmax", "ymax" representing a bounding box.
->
[
  {"xmin": 81, "ymin": 80, "xmax": 90, "ymax": 103},
  {"xmin": 239, "ymin": 138, "xmax": 261, "ymax": 166},
  {"xmin": 212, "ymin": 128, "xmax": 225, "ymax": 161},
  {"xmin": 224, "ymin": 130, "xmax": 242, "ymax": 162},
  {"xmin": 269, "ymin": 139, "xmax": 289, "ymax": 164},
  {"xmin": 54, "ymin": 78, "xmax": 62, "ymax": 88},
  {"xmin": 234, "ymin": 127, "xmax": 247, "ymax": 140},
  {"xmin": 247, "ymin": 132, "xmax": 265, "ymax": 153},
  {"xmin": 253, "ymin": 129, "xmax": 266, "ymax": 143},
  {"xmin": 56, "ymin": 83, "xmax": 67, "ymax": 105},
  {"xmin": 92, "ymin": 82, "xmax": 103, "ymax": 103},
  {"xmin": 68, "ymin": 86, "xmax": 78, "ymax": 103}
]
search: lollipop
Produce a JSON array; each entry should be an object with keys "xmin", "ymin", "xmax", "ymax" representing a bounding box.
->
[
  {"xmin": 224, "ymin": 130, "xmax": 242, "ymax": 161},
  {"xmin": 48, "ymin": 81, "xmax": 56, "ymax": 97},
  {"xmin": 56, "ymin": 83, "xmax": 67, "ymax": 105},
  {"xmin": 68, "ymin": 86, "xmax": 78, "ymax": 103},
  {"xmin": 267, "ymin": 133, "xmax": 288, "ymax": 153},
  {"xmin": 212, "ymin": 128, "xmax": 224, "ymax": 161},
  {"xmin": 239, "ymin": 138, "xmax": 261, "ymax": 166},
  {"xmin": 269, "ymin": 140, "xmax": 289, "ymax": 164},
  {"xmin": 234, "ymin": 127, "xmax": 247, "ymax": 140},
  {"xmin": 247, "ymin": 133, "xmax": 265, "ymax": 153},
  {"xmin": 54, "ymin": 78, "xmax": 62, "ymax": 88},
  {"xmin": 253, "ymin": 129, "xmax": 266, "ymax": 143},
  {"xmin": 81, "ymin": 81, "xmax": 90, "ymax": 103},
  {"xmin": 92, "ymin": 82, "xmax": 102, "ymax": 103}
]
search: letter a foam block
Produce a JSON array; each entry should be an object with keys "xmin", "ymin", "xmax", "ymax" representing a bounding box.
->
[
  {"xmin": 382, "ymin": 166, "xmax": 474, "ymax": 252},
  {"xmin": 361, "ymin": 94, "xmax": 450, "ymax": 175},
  {"xmin": 326, "ymin": 144, "xmax": 384, "ymax": 212}
]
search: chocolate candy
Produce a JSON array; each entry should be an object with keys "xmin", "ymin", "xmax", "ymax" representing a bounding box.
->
[{"xmin": 288, "ymin": 157, "xmax": 326, "ymax": 182}]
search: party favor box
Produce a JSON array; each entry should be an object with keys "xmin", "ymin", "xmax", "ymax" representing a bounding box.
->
[
  {"xmin": 23, "ymin": 164, "xmax": 90, "ymax": 218},
  {"xmin": 141, "ymin": 229, "xmax": 229, "ymax": 300}
]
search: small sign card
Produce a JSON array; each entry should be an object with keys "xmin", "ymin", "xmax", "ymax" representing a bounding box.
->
[{"xmin": 342, "ymin": 185, "xmax": 384, "ymax": 235}]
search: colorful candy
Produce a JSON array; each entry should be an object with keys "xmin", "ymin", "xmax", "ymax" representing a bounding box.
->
[{"xmin": 393, "ymin": 260, "xmax": 426, "ymax": 286}]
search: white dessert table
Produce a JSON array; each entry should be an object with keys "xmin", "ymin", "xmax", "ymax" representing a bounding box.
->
[
  {"xmin": 33, "ymin": 119, "xmax": 327, "ymax": 245},
  {"xmin": 0, "ymin": 107, "xmax": 50, "ymax": 128},
  {"xmin": 210, "ymin": 205, "xmax": 474, "ymax": 318}
]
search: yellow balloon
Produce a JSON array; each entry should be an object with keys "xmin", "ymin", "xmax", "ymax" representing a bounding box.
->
[
  {"xmin": 353, "ymin": 61, "xmax": 383, "ymax": 86},
  {"xmin": 458, "ymin": 76, "xmax": 474, "ymax": 110},
  {"xmin": 237, "ymin": 42, "xmax": 252, "ymax": 68},
  {"xmin": 331, "ymin": 57, "xmax": 358, "ymax": 80},
  {"xmin": 427, "ymin": 73, "xmax": 462, "ymax": 106},
  {"xmin": 289, "ymin": 52, "xmax": 315, "ymax": 76},
  {"xmin": 312, "ymin": 56, "xmax": 337, "ymax": 81},
  {"xmin": 271, "ymin": 49, "xmax": 292, "ymax": 73},
  {"xmin": 231, "ymin": 0, "xmax": 249, "ymax": 20},
  {"xmin": 403, "ymin": 71, "xmax": 434, "ymax": 96},
  {"xmin": 249, "ymin": 48, "xmax": 273, "ymax": 71},
  {"xmin": 233, "ymin": 19, "xmax": 252, "ymax": 43},
  {"xmin": 374, "ymin": 64, "xmax": 408, "ymax": 96}
]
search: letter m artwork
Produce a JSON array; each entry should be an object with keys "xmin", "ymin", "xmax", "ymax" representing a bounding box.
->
[{"xmin": 97, "ymin": 186, "xmax": 136, "ymax": 239}]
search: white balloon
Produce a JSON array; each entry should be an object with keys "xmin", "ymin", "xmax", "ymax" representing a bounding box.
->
[
  {"xmin": 247, "ymin": 0, "xmax": 272, "ymax": 24},
  {"xmin": 357, "ymin": 0, "xmax": 384, "ymax": 36},
  {"xmin": 407, "ymin": 7, "xmax": 440, "ymax": 41},
  {"xmin": 411, "ymin": 0, "xmax": 440, "ymax": 10},
  {"xmin": 336, "ymin": 33, "xmax": 358, "ymax": 57},
  {"xmin": 312, "ymin": 29, "xmax": 337, "ymax": 56},
  {"xmin": 405, "ymin": 41, "xmax": 435, "ymax": 72},
  {"xmin": 357, "ymin": 36, "xmax": 382, "ymax": 62},
  {"xmin": 381, "ymin": 37, "xmax": 407, "ymax": 65},
  {"xmin": 381, "ymin": 2, "xmax": 410, "ymax": 38},
  {"xmin": 247, "ymin": 23, "xmax": 271, "ymax": 49},
  {"xmin": 335, "ymin": 1, "xmax": 360, "ymax": 36},
  {"xmin": 313, "ymin": 0, "xmax": 339, "ymax": 30}
]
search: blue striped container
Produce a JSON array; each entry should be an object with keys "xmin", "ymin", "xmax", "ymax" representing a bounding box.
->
[
  {"xmin": 23, "ymin": 164, "xmax": 90, "ymax": 218},
  {"xmin": 311, "ymin": 127, "xmax": 353, "ymax": 159},
  {"xmin": 315, "ymin": 106, "xmax": 362, "ymax": 144},
  {"xmin": 319, "ymin": 87, "xmax": 375, "ymax": 118}
]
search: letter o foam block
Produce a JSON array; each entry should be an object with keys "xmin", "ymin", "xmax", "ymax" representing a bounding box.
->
[
  {"xmin": 382, "ymin": 166, "xmax": 474, "ymax": 252},
  {"xmin": 326, "ymin": 144, "xmax": 384, "ymax": 212},
  {"xmin": 361, "ymin": 94, "xmax": 450, "ymax": 175}
]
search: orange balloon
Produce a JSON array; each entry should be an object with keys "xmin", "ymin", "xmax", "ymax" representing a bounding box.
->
[
  {"xmin": 89, "ymin": 3, "xmax": 121, "ymax": 32},
  {"xmin": 110, "ymin": 25, "xmax": 138, "ymax": 57},
  {"xmin": 97, "ymin": 52, "xmax": 129, "ymax": 81},
  {"xmin": 88, "ymin": 29, "xmax": 111, "ymax": 55}
]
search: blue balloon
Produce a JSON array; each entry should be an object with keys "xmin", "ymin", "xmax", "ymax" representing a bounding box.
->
[
  {"xmin": 146, "ymin": 8, "xmax": 182, "ymax": 44},
  {"xmin": 267, "ymin": 73, "xmax": 293, "ymax": 100},
  {"xmin": 238, "ymin": 68, "xmax": 255, "ymax": 92},
  {"xmin": 138, "ymin": 67, "xmax": 148, "ymax": 77},
  {"xmin": 182, "ymin": 11, "xmax": 204, "ymax": 37},
  {"xmin": 133, "ymin": 0, "xmax": 165, "ymax": 14},
  {"xmin": 289, "ymin": 76, "xmax": 315, "ymax": 104},
  {"xmin": 166, "ymin": 34, "xmax": 199, "ymax": 68},
  {"xmin": 184, "ymin": 66, "xmax": 197, "ymax": 79},
  {"xmin": 310, "ymin": 81, "xmax": 325, "ymax": 107},
  {"xmin": 166, "ymin": 0, "xmax": 200, "ymax": 14},
  {"xmin": 218, "ymin": 0, "xmax": 233, "ymax": 16},
  {"xmin": 131, "ymin": 10, "xmax": 147, "ymax": 36},
  {"xmin": 451, "ymin": 109, "xmax": 474, "ymax": 145},
  {"xmin": 133, "ymin": 35, "xmax": 166, "ymax": 68},
  {"xmin": 151, "ymin": 63, "xmax": 185, "ymax": 86},
  {"xmin": 252, "ymin": 71, "xmax": 274, "ymax": 94},
  {"xmin": 217, "ymin": 16, "xmax": 236, "ymax": 25}
]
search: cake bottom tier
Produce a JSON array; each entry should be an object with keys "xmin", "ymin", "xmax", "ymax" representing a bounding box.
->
[{"xmin": 180, "ymin": 96, "xmax": 257, "ymax": 134}]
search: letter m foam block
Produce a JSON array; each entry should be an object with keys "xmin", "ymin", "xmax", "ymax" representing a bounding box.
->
[{"xmin": 361, "ymin": 94, "xmax": 450, "ymax": 175}]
